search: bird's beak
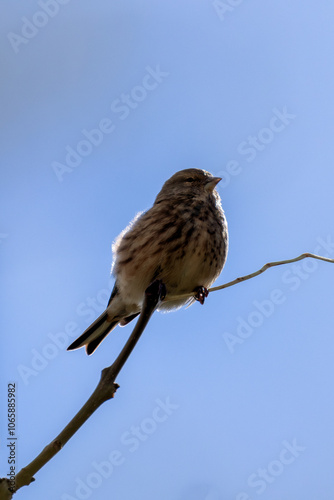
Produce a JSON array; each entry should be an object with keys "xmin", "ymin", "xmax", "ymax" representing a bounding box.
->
[{"xmin": 205, "ymin": 176, "xmax": 222, "ymax": 192}]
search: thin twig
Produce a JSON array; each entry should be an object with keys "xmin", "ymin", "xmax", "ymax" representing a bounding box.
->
[
  {"xmin": 210, "ymin": 253, "xmax": 334, "ymax": 292},
  {"xmin": 165, "ymin": 253, "xmax": 334, "ymax": 302},
  {"xmin": 2, "ymin": 280, "xmax": 165, "ymax": 498}
]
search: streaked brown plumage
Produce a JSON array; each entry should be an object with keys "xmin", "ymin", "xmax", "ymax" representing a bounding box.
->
[{"xmin": 67, "ymin": 168, "xmax": 228, "ymax": 355}]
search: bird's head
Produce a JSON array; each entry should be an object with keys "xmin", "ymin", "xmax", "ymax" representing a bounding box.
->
[{"xmin": 155, "ymin": 168, "xmax": 222, "ymax": 204}]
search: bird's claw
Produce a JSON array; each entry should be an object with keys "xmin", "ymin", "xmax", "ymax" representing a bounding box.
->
[{"xmin": 194, "ymin": 286, "xmax": 209, "ymax": 305}]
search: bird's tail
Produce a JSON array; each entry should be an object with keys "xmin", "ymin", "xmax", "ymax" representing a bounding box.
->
[{"xmin": 67, "ymin": 309, "xmax": 119, "ymax": 355}]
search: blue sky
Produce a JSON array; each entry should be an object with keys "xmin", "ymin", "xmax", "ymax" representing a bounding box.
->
[{"xmin": 1, "ymin": 1, "xmax": 334, "ymax": 499}]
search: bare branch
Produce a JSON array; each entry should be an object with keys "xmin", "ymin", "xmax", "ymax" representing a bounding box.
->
[
  {"xmin": 1, "ymin": 280, "xmax": 165, "ymax": 499},
  {"xmin": 1, "ymin": 253, "xmax": 333, "ymax": 498},
  {"xmin": 210, "ymin": 253, "xmax": 334, "ymax": 292}
]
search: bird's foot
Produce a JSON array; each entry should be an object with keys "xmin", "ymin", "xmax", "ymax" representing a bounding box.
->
[{"xmin": 194, "ymin": 286, "xmax": 209, "ymax": 305}]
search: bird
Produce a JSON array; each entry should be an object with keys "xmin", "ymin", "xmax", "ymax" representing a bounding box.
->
[{"xmin": 67, "ymin": 168, "xmax": 228, "ymax": 355}]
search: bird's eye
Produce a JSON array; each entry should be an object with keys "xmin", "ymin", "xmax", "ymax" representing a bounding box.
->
[{"xmin": 185, "ymin": 177, "xmax": 194, "ymax": 182}]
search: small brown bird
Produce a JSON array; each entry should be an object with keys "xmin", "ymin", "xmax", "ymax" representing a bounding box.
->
[{"xmin": 67, "ymin": 168, "xmax": 228, "ymax": 354}]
